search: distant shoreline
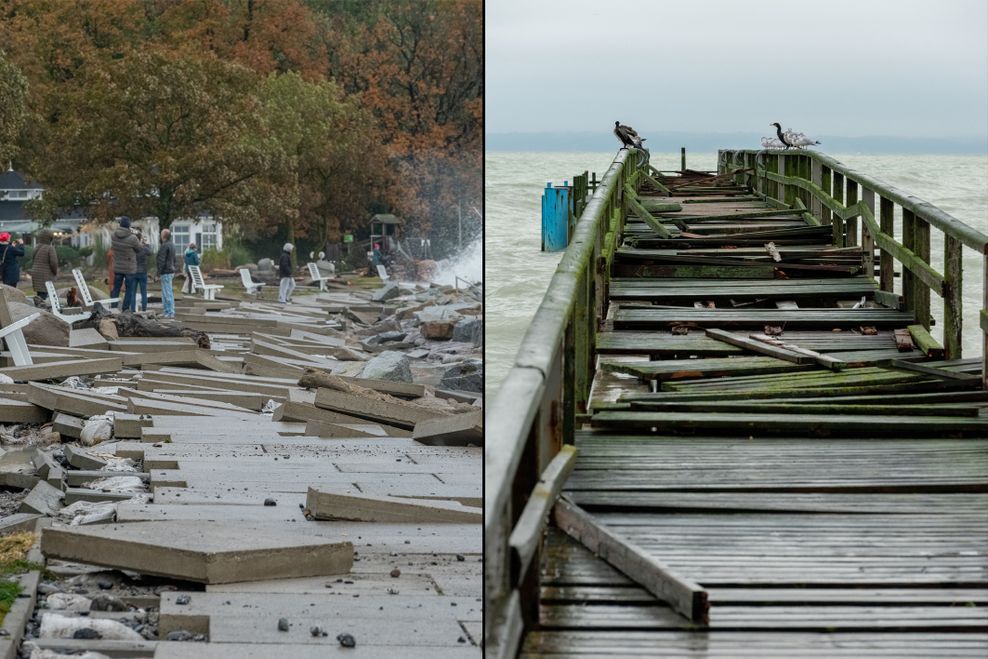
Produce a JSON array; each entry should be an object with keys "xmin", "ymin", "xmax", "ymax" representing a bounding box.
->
[{"xmin": 486, "ymin": 132, "xmax": 988, "ymax": 155}]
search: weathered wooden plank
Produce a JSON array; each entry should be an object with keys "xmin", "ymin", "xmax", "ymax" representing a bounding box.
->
[{"xmin": 554, "ymin": 497, "xmax": 708, "ymax": 624}]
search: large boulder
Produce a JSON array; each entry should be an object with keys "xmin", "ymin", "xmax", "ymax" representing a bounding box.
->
[
  {"xmin": 5, "ymin": 300, "xmax": 70, "ymax": 346},
  {"xmin": 452, "ymin": 317, "xmax": 482, "ymax": 346},
  {"xmin": 1, "ymin": 285, "xmax": 28, "ymax": 305},
  {"xmin": 358, "ymin": 350, "xmax": 412, "ymax": 383},
  {"xmin": 439, "ymin": 359, "xmax": 482, "ymax": 393},
  {"xmin": 257, "ymin": 258, "xmax": 274, "ymax": 272}
]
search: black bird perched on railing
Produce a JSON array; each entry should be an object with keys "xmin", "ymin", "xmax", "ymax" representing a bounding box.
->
[
  {"xmin": 770, "ymin": 122, "xmax": 793, "ymax": 149},
  {"xmin": 614, "ymin": 121, "xmax": 645, "ymax": 149}
]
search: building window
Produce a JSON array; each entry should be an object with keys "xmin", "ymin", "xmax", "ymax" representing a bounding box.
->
[
  {"xmin": 172, "ymin": 225, "xmax": 191, "ymax": 251},
  {"xmin": 200, "ymin": 224, "xmax": 218, "ymax": 251}
]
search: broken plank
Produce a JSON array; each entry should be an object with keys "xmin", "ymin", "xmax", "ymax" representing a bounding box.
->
[{"xmin": 554, "ymin": 497, "xmax": 708, "ymax": 624}]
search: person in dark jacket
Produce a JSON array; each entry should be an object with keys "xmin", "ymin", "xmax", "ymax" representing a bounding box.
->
[
  {"xmin": 0, "ymin": 232, "xmax": 26, "ymax": 288},
  {"xmin": 156, "ymin": 228, "xmax": 177, "ymax": 318},
  {"xmin": 278, "ymin": 243, "xmax": 295, "ymax": 303},
  {"xmin": 181, "ymin": 242, "xmax": 200, "ymax": 294},
  {"xmin": 30, "ymin": 229, "xmax": 59, "ymax": 300},
  {"xmin": 109, "ymin": 216, "xmax": 142, "ymax": 312},
  {"xmin": 133, "ymin": 229, "xmax": 151, "ymax": 312}
]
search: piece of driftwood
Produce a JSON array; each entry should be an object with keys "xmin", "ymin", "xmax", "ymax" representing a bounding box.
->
[{"xmin": 79, "ymin": 307, "xmax": 210, "ymax": 349}]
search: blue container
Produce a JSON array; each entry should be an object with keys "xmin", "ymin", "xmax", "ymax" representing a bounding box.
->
[{"xmin": 541, "ymin": 181, "xmax": 570, "ymax": 252}]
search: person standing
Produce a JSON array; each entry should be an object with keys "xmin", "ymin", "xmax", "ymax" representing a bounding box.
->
[
  {"xmin": 133, "ymin": 230, "xmax": 151, "ymax": 312},
  {"xmin": 156, "ymin": 229, "xmax": 177, "ymax": 318},
  {"xmin": 109, "ymin": 216, "xmax": 141, "ymax": 312},
  {"xmin": 182, "ymin": 242, "xmax": 200, "ymax": 294},
  {"xmin": 30, "ymin": 229, "xmax": 59, "ymax": 300},
  {"xmin": 278, "ymin": 243, "xmax": 296, "ymax": 303},
  {"xmin": 0, "ymin": 232, "xmax": 26, "ymax": 288}
]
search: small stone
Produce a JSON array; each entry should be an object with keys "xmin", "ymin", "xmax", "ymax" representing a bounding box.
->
[
  {"xmin": 458, "ymin": 636, "xmax": 467, "ymax": 643},
  {"xmin": 72, "ymin": 628, "xmax": 101, "ymax": 640},
  {"xmin": 455, "ymin": 554, "xmax": 465, "ymax": 562},
  {"xmin": 97, "ymin": 580, "xmax": 113, "ymax": 590},
  {"xmin": 175, "ymin": 594, "xmax": 191, "ymax": 605},
  {"xmin": 91, "ymin": 594, "xmax": 128, "ymax": 612},
  {"xmin": 263, "ymin": 498, "xmax": 277, "ymax": 507},
  {"xmin": 337, "ymin": 632, "xmax": 356, "ymax": 648},
  {"xmin": 166, "ymin": 630, "xmax": 195, "ymax": 642},
  {"xmin": 389, "ymin": 568, "xmax": 401, "ymax": 578},
  {"xmin": 310, "ymin": 625, "xmax": 325, "ymax": 638},
  {"xmin": 277, "ymin": 618, "xmax": 289, "ymax": 632}
]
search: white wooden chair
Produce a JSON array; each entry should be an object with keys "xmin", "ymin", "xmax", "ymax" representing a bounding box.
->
[
  {"xmin": 45, "ymin": 282, "xmax": 91, "ymax": 325},
  {"xmin": 188, "ymin": 265, "xmax": 223, "ymax": 300},
  {"xmin": 376, "ymin": 265, "xmax": 390, "ymax": 281},
  {"xmin": 0, "ymin": 288, "xmax": 38, "ymax": 367},
  {"xmin": 306, "ymin": 262, "xmax": 333, "ymax": 291},
  {"xmin": 72, "ymin": 268, "xmax": 120, "ymax": 309},
  {"xmin": 239, "ymin": 268, "xmax": 265, "ymax": 295}
]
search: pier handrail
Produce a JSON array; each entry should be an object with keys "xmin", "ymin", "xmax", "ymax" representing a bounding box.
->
[
  {"xmin": 720, "ymin": 149, "xmax": 988, "ymax": 370},
  {"xmin": 485, "ymin": 147, "xmax": 645, "ymax": 656}
]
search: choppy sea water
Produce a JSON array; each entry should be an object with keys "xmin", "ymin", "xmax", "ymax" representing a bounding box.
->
[{"xmin": 485, "ymin": 151, "xmax": 988, "ymax": 395}]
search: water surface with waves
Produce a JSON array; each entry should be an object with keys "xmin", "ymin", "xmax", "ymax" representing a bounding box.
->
[{"xmin": 485, "ymin": 151, "xmax": 988, "ymax": 395}]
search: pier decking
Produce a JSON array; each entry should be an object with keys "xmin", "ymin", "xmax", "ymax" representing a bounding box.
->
[{"xmin": 487, "ymin": 149, "xmax": 988, "ymax": 657}]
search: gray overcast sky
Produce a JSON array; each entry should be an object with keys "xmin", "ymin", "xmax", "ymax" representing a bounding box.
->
[{"xmin": 486, "ymin": 0, "xmax": 988, "ymax": 139}]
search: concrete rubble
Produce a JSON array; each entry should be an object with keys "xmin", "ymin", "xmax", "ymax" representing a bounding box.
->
[{"xmin": 0, "ymin": 277, "xmax": 482, "ymax": 657}]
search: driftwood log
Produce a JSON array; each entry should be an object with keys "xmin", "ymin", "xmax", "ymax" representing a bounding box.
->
[{"xmin": 79, "ymin": 305, "xmax": 211, "ymax": 349}]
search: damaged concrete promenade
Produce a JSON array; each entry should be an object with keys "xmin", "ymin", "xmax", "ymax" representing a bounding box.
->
[{"xmin": 0, "ymin": 278, "xmax": 482, "ymax": 657}]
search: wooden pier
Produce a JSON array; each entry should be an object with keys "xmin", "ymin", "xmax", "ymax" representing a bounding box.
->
[{"xmin": 486, "ymin": 148, "xmax": 988, "ymax": 656}]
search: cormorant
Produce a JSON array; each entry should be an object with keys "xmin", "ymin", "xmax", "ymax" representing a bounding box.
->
[
  {"xmin": 770, "ymin": 122, "xmax": 792, "ymax": 149},
  {"xmin": 614, "ymin": 121, "xmax": 645, "ymax": 149}
]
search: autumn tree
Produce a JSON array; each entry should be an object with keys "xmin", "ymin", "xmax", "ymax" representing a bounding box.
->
[
  {"xmin": 0, "ymin": 50, "xmax": 28, "ymax": 163},
  {"xmin": 30, "ymin": 51, "xmax": 274, "ymax": 229},
  {"xmin": 255, "ymin": 71, "xmax": 390, "ymax": 253},
  {"xmin": 318, "ymin": 0, "xmax": 483, "ymax": 253}
]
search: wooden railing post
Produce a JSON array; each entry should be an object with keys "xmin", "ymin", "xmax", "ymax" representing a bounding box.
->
[
  {"xmin": 901, "ymin": 208, "xmax": 916, "ymax": 315},
  {"xmin": 943, "ymin": 235, "xmax": 963, "ymax": 359},
  {"xmin": 914, "ymin": 218, "xmax": 931, "ymax": 329},
  {"xmin": 879, "ymin": 197, "xmax": 895, "ymax": 292},
  {"xmin": 846, "ymin": 179, "xmax": 859, "ymax": 247},
  {"xmin": 810, "ymin": 159, "xmax": 823, "ymax": 223},
  {"xmin": 861, "ymin": 188, "xmax": 875, "ymax": 280},
  {"xmin": 832, "ymin": 172, "xmax": 845, "ymax": 246}
]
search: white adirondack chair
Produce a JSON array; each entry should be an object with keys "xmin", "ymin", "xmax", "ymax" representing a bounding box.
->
[
  {"xmin": 45, "ymin": 282, "xmax": 91, "ymax": 325},
  {"xmin": 188, "ymin": 265, "xmax": 223, "ymax": 300},
  {"xmin": 239, "ymin": 268, "xmax": 265, "ymax": 295},
  {"xmin": 376, "ymin": 265, "xmax": 389, "ymax": 281},
  {"xmin": 0, "ymin": 288, "xmax": 38, "ymax": 367},
  {"xmin": 306, "ymin": 262, "xmax": 333, "ymax": 291},
  {"xmin": 72, "ymin": 268, "xmax": 121, "ymax": 309}
]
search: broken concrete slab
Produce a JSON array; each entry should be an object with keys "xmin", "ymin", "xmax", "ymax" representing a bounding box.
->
[
  {"xmin": 412, "ymin": 410, "xmax": 482, "ymax": 446},
  {"xmin": 51, "ymin": 412, "xmax": 84, "ymax": 439},
  {"xmin": 0, "ymin": 512, "xmax": 41, "ymax": 535},
  {"xmin": 41, "ymin": 521, "xmax": 354, "ymax": 584},
  {"xmin": 19, "ymin": 480, "xmax": 65, "ymax": 515},
  {"xmin": 0, "ymin": 396, "xmax": 49, "ymax": 423},
  {"xmin": 313, "ymin": 388, "xmax": 445, "ymax": 430},
  {"xmin": 306, "ymin": 489, "xmax": 482, "ymax": 523},
  {"xmin": 63, "ymin": 445, "xmax": 109, "ymax": 470}
]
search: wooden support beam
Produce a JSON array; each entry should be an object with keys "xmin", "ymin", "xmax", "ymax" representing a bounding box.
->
[
  {"xmin": 623, "ymin": 184, "xmax": 672, "ymax": 238},
  {"xmin": 508, "ymin": 446, "xmax": 577, "ymax": 589},
  {"xmin": 554, "ymin": 497, "xmax": 708, "ymax": 624},
  {"xmin": 908, "ymin": 324, "xmax": 945, "ymax": 359},
  {"xmin": 879, "ymin": 196, "xmax": 895, "ymax": 292}
]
